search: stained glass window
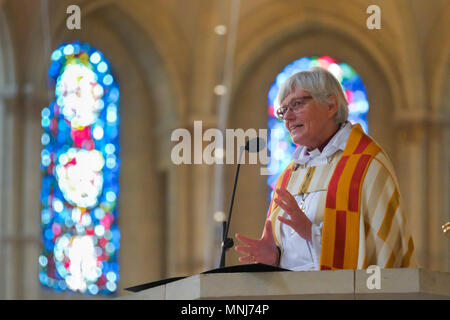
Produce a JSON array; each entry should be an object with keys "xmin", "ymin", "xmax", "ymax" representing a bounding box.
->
[
  {"xmin": 267, "ymin": 56, "xmax": 369, "ymax": 199},
  {"xmin": 39, "ymin": 41, "xmax": 120, "ymax": 295}
]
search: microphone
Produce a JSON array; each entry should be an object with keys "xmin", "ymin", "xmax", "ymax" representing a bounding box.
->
[
  {"xmin": 245, "ymin": 137, "xmax": 266, "ymax": 153},
  {"xmin": 219, "ymin": 137, "xmax": 267, "ymax": 268}
]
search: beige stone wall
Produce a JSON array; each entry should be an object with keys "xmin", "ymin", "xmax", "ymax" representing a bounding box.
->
[{"xmin": 0, "ymin": 0, "xmax": 448, "ymax": 299}]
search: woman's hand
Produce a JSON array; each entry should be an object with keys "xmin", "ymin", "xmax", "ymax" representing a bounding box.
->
[
  {"xmin": 234, "ymin": 219, "xmax": 279, "ymax": 266},
  {"xmin": 274, "ymin": 188, "xmax": 312, "ymax": 242}
]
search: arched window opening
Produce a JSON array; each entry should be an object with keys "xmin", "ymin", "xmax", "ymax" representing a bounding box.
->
[{"xmin": 39, "ymin": 41, "xmax": 120, "ymax": 295}]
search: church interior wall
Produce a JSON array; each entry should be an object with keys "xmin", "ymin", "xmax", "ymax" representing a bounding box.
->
[{"xmin": 0, "ymin": 0, "xmax": 448, "ymax": 299}]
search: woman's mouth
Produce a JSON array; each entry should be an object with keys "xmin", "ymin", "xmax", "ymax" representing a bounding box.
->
[{"xmin": 289, "ymin": 124, "xmax": 304, "ymax": 132}]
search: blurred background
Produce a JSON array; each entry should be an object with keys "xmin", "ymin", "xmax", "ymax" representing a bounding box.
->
[{"xmin": 0, "ymin": 0, "xmax": 448, "ymax": 299}]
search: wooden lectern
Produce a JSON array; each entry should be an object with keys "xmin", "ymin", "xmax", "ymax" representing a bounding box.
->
[{"xmin": 118, "ymin": 264, "xmax": 450, "ymax": 300}]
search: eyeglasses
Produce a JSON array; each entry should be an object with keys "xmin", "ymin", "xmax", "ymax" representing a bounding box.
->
[{"xmin": 275, "ymin": 96, "xmax": 313, "ymax": 120}]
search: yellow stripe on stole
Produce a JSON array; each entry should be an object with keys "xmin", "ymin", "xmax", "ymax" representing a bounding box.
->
[
  {"xmin": 385, "ymin": 251, "xmax": 396, "ymax": 268},
  {"xmin": 343, "ymin": 211, "xmax": 361, "ymax": 268},
  {"xmin": 385, "ymin": 229, "xmax": 403, "ymax": 268},
  {"xmin": 377, "ymin": 189, "xmax": 400, "ymax": 241},
  {"xmin": 342, "ymin": 124, "xmax": 365, "ymax": 156},
  {"xmin": 401, "ymin": 236, "xmax": 414, "ymax": 267},
  {"xmin": 320, "ymin": 207, "xmax": 337, "ymax": 269}
]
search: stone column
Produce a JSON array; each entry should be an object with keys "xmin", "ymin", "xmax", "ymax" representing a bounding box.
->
[
  {"xmin": 395, "ymin": 114, "xmax": 450, "ymax": 272},
  {"xmin": 165, "ymin": 162, "xmax": 191, "ymax": 277},
  {"xmin": 426, "ymin": 118, "xmax": 450, "ymax": 272},
  {"xmin": 0, "ymin": 85, "xmax": 53, "ymax": 299},
  {"xmin": 0, "ymin": 87, "xmax": 34, "ymax": 299},
  {"xmin": 21, "ymin": 89, "xmax": 50, "ymax": 299},
  {"xmin": 395, "ymin": 123, "xmax": 428, "ymax": 268}
]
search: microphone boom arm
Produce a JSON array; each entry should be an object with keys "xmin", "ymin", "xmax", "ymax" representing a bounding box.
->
[{"xmin": 219, "ymin": 145, "xmax": 244, "ymax": 268}]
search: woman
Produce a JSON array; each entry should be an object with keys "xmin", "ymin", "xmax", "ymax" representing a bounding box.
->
[{"xmin": 234, "ymin": 67, "xmax": 416, "ymax": 270}]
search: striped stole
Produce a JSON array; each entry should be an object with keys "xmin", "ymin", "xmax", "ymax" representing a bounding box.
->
[
  {"xmin": 266, "ymin": 124, "xmax": 415, "ymax": 269},
  {"xmin": 319, "ymin": 124, "xmax": 381, "ymax": 270}
]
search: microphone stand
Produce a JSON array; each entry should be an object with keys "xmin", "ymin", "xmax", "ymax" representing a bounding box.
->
[{"xmin": 219, "ymin": 145, "xmax": 245, "ymax": 268}]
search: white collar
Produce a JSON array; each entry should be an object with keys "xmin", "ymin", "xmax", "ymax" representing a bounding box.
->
[{"xmin": 292, "ymin": 121, "xmax": 353, "ymax": 165}]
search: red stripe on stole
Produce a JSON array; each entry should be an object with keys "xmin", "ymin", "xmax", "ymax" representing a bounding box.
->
[
  {"xmin": 348, "ymin": 154, "xmax": 371, "ymax": 212},
  {"xmin": 325, "ymin": 156, "xmax": 349, "ymax": 209},
  {"xmin": 281, "ymin": 168, "xmax": 292, "ymax": 189},
  {"xmin": 353, "ymin": 134, "xmax": 372, "ymax": 154},
  {"xmin": 333, "ymin": 210, "xmax": 347, "ymax": 269}
]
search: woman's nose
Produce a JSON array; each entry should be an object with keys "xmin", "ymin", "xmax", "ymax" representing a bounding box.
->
[{"xmin": 284, "ymin": 107, "xmax": 296, "ymax": 120}]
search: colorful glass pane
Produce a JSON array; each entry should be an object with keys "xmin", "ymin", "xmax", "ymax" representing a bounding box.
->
[
  {"xmin": 267, "ymin": 56, "xmax": 369, "ymax": 200},
  {"xmin": 40, "ymin": 41, "xmax": 120, "ymax": 295}
]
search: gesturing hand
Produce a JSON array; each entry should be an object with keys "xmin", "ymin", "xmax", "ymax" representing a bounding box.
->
[
  {"xmin": 274, "ymin": 188, "xmax": 312, "ymax": 242},
  {"xmin": 234, "ymin": 219, "xmax": 279, "ymax": 266}
]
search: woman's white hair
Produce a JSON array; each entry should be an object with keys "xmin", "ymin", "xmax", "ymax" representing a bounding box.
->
[{"xmin": 275, "ymin": 67, "xmax": 349, "ymax": 124}]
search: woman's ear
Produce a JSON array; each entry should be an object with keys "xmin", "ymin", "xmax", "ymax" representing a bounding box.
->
[{"xmin": 327, "ymin": 95, "xmax": 339, "ymax": 118}]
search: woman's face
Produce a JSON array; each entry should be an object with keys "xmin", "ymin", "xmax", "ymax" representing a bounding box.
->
[{"xmin": 281, "ymin": 89, "xmax": 337, "ymax": 148}]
